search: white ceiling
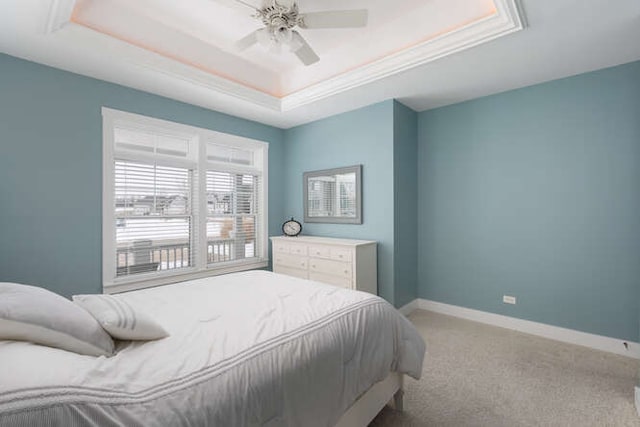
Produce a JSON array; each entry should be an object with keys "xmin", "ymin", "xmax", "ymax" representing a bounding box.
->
[{"xmin": 1, "ymin": 0, "xmax": 640, "ymax": 129}]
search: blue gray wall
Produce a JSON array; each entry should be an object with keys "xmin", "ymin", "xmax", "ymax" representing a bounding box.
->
[
  {"xmin": 417, "ymin": 61, "xmax": 640, "ymax": 341},
  {"xmin": 0, "ymin": 53, "xmax": 285, "ymax": 298},
  {"xmin": 283, "ymin": 101, "xmax": 397, "ymax": 304},
  {"xmin": 2, "ymin": 52, "xmax": 638, "ymax": 341},
  {"xmin": 393, "ymin": 101, "xmax": 418, "ymax": 307}
]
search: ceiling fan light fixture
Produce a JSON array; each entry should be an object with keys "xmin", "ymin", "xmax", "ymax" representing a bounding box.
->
[
  {"xmin": 255, "ymin": 27, "xmax": 292, "ymax": 54},
  {"xmin": 274, "ymin": 27, "xmax": 292, "ymax": 44}
]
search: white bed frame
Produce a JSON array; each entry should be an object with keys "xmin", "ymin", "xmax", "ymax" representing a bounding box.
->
[{"xmin": 334, "ymin": 372, "xmax": 404, "ymax": 427}]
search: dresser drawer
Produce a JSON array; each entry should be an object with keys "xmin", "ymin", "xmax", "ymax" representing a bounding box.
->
[
  {"xmin": 330, "ymin": 248, "xmax": 352, "ymax": 262},
  {"xmin": 274, "ymin": 254, "xmax": 308, "ymax": 270},
  {"xmin": 273, "ymin": 241, "xmax": 308, "ymax": 255},
  {"xmin": 273, "ymin": 241, "xmax": 290, "ymax": 254},
  {"xmin": 275, "ymin": 266, "xmax": 309, "ymax": 280},
  {"xmin": 309, "ymin": 272, "xmax": 352, "ymax": 289},
  {"xmin": 308, "ymin": 245, "xmax": 331, "ymax": 259},
  {"xmin": 308, "ymin": 258, "xmax": 352, "ymax": 278},
  {"xmin": 288, "ymin": 243, "xmax": 308, "ymax": 256}
]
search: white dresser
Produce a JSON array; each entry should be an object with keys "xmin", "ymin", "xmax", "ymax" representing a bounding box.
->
[{"xmin": 270, "ymin": 236, "xmax": 377, "ymax": 295}]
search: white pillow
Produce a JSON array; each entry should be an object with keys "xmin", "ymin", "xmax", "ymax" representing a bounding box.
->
[
  {"xmin": 73, "ymin": 294, "xmax": 169, "ymax": 341},
  {"xmin": 0, "ymin": 282, "xmax": 115, "ymax": 357}
]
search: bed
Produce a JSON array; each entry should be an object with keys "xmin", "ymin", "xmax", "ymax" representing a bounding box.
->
[{"xmin": 0, "ymin": 271, "xmax": 425, "ymax": 426}]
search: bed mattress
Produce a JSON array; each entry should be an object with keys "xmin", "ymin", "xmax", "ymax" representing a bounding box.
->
[{"xmin": 0, "ymin": 271, "xmax": 425, "ymax": 427}]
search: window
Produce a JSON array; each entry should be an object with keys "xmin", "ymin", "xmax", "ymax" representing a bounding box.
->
[{"xmin": 103, "ymin": 108, "xmax": 268, "ymax": 292}]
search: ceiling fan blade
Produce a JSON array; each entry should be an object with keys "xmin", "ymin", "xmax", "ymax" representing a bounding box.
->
[
  {"xmin": 299, "ymin": 10, "xmax": 368, "ymax": 29},
  {"xmin": 274, "ymin": 0, "xmax": 295, "ymax": 8},
  {"xmin": 292, "ymin": 31, "xmax": 320, "ymax": 66},
  {"xmin": 236, "ymin": 29, "xmax": 262, "ymax": 51}
]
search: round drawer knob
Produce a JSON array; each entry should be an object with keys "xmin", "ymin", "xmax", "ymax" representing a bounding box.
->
[{"xmin": 344, "ymin": 270, "xmax": 348, "ymax": 274}]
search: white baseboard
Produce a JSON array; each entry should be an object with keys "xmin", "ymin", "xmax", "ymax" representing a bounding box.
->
[
  {"xmin": 402, "ymin": 298, "xmax": 640, "ymax": 359},
  {"xmin": 398, "ymin": 299, "xmax": 420, "ymax": 316},
  {"xmin": 636, "ymin": 387, "xmax": 640, "ymax": 417}
]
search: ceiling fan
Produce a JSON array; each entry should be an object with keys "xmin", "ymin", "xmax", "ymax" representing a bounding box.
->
[{"xmin": 222, "ymin": 0, "xmax": 368, "ymax": 66}]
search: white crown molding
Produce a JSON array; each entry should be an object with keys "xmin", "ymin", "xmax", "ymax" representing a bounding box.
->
[
  {"xmin": 402, "ymin": 298, "xmax": 640, "ymax": 359},
  {"xmin": 131, "ymin": 56, "xmax": 282, "ymax": 112},
  {"xmin": 280, "ymin": 0, "xmax": 524, "ymax": 111},
  {"xmin": 45, "ymin": 0, "xmax": 76, "ymax": 33}
]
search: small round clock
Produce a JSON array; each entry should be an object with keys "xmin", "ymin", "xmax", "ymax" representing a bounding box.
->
[{"xmin": 282, "ymin": 217, "xmax": 302, "ymax": 237}]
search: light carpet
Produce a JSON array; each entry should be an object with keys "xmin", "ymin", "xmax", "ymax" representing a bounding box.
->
[{"xmin": 370, "ymin": 309, "xmax": 639, "ymax": 427}]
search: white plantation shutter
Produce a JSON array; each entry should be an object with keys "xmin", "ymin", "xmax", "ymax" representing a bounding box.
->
[
  {"xmin": 111, "ymin": 124, "xmax": 198, "ymax": 280},
  {"xmin": 103, "ymin": 108, "xmax": 268, "ymax": 290},
  {"xmin": 114, "ymin": 127, "xmax": 193, "ymax": 159},
  {"xmin": 114, "ymin": 161, "xmax": 194, "ymax": 277},
  {"xmin": 206, "ymin": 171, "xmax": 260, "ymax": 264},
  {"xmin": 207, "ymin": 143, "xmax": 254, "ymax": 165}
]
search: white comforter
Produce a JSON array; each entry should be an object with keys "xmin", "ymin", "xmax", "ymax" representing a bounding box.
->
[{"xmin": 0, "ymin": 271, "xmax": 425, "ymax": 427}]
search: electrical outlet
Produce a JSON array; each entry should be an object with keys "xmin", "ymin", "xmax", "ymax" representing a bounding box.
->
[{"xmin": 503, "ymin": 295, "xmax": 516, "ymax": 305}]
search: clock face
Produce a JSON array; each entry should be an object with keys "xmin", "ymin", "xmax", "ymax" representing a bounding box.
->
[{"xmin": 283, "ymin": 219, "xmax": 302, "ymax": 236}]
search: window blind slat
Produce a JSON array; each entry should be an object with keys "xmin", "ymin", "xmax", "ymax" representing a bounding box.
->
[
  {"xmin": 206, "ymin": 171, "xmax": 259, "ymax": 265},
  {"xmin": 114, "ymin": 160, "xmax": 194, "ymax": 278}
]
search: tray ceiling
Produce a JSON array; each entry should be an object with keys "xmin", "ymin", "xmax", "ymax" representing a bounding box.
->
[
  {"xmin": 46, "ymin": 0, "xmax": 522, "ymax": 111},
  {"xmin": 72, "ymin": 0, "xmax": 505, "ymax": 99}
]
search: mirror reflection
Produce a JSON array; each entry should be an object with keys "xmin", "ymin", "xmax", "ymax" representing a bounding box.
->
[{"xmin": 303, "ymin": 165, "xmax": 362, "ymax": 224}]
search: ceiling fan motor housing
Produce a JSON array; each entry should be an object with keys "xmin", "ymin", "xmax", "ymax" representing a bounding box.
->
[{"xmin": 259, "ymin": 2, "xmax": 300, "ymax": 33}]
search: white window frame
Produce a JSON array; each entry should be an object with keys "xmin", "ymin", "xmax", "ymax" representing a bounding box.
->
[{"xmin": 102, "ymin": 108, "xmax": 268, "ymax": 293}]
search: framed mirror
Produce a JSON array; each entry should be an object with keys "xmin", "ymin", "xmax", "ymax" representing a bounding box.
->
[{"xmin": 303, "ymin": 165, "xmax": 362, "ymax": 224}]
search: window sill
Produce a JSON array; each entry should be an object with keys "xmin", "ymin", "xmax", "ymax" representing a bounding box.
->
[{"xmin": 103, "ymin": 260, "xmax": 269, "ymax": 294}]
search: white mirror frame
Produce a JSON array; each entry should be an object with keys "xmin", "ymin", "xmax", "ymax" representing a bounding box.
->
[{"xmin": 303, "ymin": 165, "xmax": 362, "ymax": 224}]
